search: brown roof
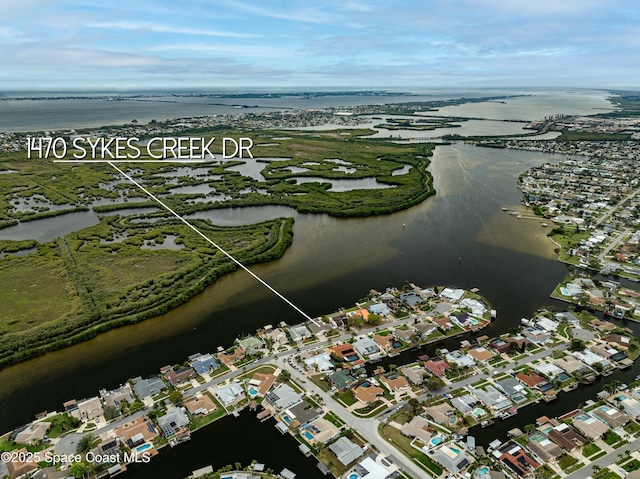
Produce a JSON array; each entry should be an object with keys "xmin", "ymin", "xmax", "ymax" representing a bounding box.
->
[
  {"xmin": 516, "ymin": 371, "xmax": 546, "ymax": 388},
  {"xmin": 165, "ymin": 367, "xmax": 195, "ymax": 386},
  {"xmin": 251, "ymin": 372, "xmax": 277, "ymax": 395},
  {"xmin": 115, "ymin": 416, "xmax": 157, "ymax": 443},
  {"xmin": 184, "ymin": 395, "xmax": 216, "ymax": 415},
  {"xmin": 467, "ymin": 347, "xmax": 495, "ymax": 362},
  {"xmin": 424, "ymin": 359, "xmax": 450, "ymax": 377},
  {"xmin": 433, "ymin": 316, "xmax": 453, "ymax": 329},
  {"xmin": 218, "ymin": 347, "xmax": 244, "ymax": 365},
  {"xmin": 547, "ymin": 424, "xmax": 587, "ymax": 451},
  {"xmin": 500, "ymin": 447, "xmax": 540, "ymax": 477},
  {"xmin": 373, "ymin": 334, "xmax": 395, "ymax": 351},
  {"xmin": 604, "ymin": 334, "xmax": 631, "ymax": 349},
  {"xmin": 380, "ymin": 375, "xmax": 410, "ymax": 391},
  {"xmin": 5, "ymin": 447, "xmax": 39, "ymax": 479},
  {"xmin": 353, "ymin": 383, "xmax": 383, "ymax": 403}
]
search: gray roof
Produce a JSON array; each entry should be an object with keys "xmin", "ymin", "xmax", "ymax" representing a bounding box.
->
[
  {"xmin": 431, "ymin": 444, "xmax": 473, "ymax": 473},
  {"xmin": 451, "ymin": 395, "xmax": 476, "ymax": 414},
  {"xmin": 191, "ymin": 354, "xmax": 220, "ymax": 375},
  {"xmin": 329, "ymin": 370, "xmax": 356, "ymax": 390},
  {"xmin": 286, "ymin": 400, "xmax": 321, "ymax": 426},
  {"xmin": 353, "ymin": 337, "xmax": 381, "ymax": 357},
  {"xmin": 329, "ymin": 437, "xmax": 364, "ymax": 466},
  {"xmin": 158, "ymin": 408, "xmax": 189, "ymax": 436},
  {"xmin": 265, "ymin": 383, "xmax": 301, "ymax": 410},
  {"xmin": 495, "ymin": 377, "xmax": 525, "ymax": 397},
  {"xmin": 132, "ymin": 376, "xmax": 166, "ymax": 399}
]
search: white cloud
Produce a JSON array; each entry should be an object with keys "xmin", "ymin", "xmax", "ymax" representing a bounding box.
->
[{"xmin": 86, "ymin": 21, "xmax": 259, "ymax": 38}]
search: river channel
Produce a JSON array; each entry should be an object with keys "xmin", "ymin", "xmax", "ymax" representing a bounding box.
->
[{"xmin": 1, "ymin": 141, "xmax": 572, "ymax": 431}]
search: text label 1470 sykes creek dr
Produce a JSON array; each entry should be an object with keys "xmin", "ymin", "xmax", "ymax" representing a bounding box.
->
[{"xmin": 26, "ymin": 136, "xmax": 254, "ymax": 160}]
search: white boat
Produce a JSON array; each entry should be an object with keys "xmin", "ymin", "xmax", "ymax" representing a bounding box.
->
[
  {"xmin": 516, "ymin": 214, "xmax": 522, "ymax": 219},
  {"xmin": 541, "ymin": 222, "xmax": 548, "ymax": 227}
]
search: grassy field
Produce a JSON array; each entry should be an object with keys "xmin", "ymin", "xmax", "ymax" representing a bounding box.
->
[
  {"xmin": 0, "ymin": 253, "xmax": 81, "ymax": 333},
  {"xmin": 0, "ymin": 129, "xmax": 437, "ymax": 365}
]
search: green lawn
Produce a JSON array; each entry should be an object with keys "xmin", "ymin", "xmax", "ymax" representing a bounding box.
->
[
  {"xmin": 558, "ymin": 453, "xmax": 579, "ymax": 471},
  {"xmin": 379, "ymin": 424, "xmax": 443, "ymax": 476},
  {"xmin": 582, "ymin": 443, "xmax": 602, "ymax": 457},
  {"xmin": 334, "ymin": 390, "xmax": 357, "ymax": 406}
]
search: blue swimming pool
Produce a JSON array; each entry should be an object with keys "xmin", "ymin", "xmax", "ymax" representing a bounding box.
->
[
  {"xmin": 430, "ymin": 437, "xmax": 443, "ymax": 446},
  {"xmin": 283, "ymin": 416, "xmax": 291, "ymax": 424},
  {"xmin": 249, "ymin": 387, "xmax": 258, "ymax": 395},
  {"xmin": 477, "ymin": 466, "xmax": 489, "ymax": 475},
  {"xmin": 304, "ymin": 431, "xmax": 314, "ymax": 440},
  {"xmin": 136, "ymin": 443, "xmax": 151, "ymax": 453},
  {"xmin": 349, "ymin": 474, "xmax": 360, "ymax": 479}
]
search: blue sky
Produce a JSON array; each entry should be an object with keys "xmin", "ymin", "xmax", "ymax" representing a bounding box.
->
[{"xmin": 1, "ymin": 0, "xmax": 639, "ymax": 89}]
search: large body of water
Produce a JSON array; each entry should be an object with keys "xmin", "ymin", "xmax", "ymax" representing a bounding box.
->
[
  {"xmin": 0, "ymin": 89, "xmax": 614, "ymax": 132},
  {"xmin": 0, "ymin": 90, "xmax": 623, "ymax": 478}
]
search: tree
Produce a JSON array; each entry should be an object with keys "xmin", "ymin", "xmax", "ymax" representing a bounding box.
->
[
  {"xmin": 368, "ymin": 313, "xmax": 381, "ymax": 326},
  {"xmin": 76, "ymin": 433, "xmax": 94, "ymax": 453},
  {"xmin": 69, "ymin": 462, "xmax": 87, "ymax": 479},
  {"xmin": 524, "ymin": 423, "xmax": 536, "ymax": 434},
  {"xmin": 424, "ymin": 377, "xmax": 445, "ymax": 391},
  {"xmin": 168, "ymin": 390, "xmax": 183, "ymax": 406},
  {"xmin": 569, "ymin": 338, "xmax": 586, "ymax": 352},
  {"xmin": 279, "ymin": 370, "xmax": 291, "ymax": 382},
  {"xmin": 103, "ymin": 404, "xmax": 120, "ymax": 421}
]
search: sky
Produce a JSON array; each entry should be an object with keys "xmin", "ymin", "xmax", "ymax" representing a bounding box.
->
[{"xmin": 1, "ymin": 0, "xmax": 639, "ymax": 90}]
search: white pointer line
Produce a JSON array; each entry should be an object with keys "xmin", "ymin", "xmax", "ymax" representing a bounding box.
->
[
  {"xmin": 54, "ymin": 159, "xmax": 207, "ymax": 163},
  {"xmin": 107, "ymin": 161, "xmax": 320, "ymax": 327}
]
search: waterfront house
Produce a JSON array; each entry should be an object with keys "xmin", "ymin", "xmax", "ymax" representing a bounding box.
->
[
  {"xmin": 163, "ymin": 365, "xmax": 196, "ymax": 387},
  {"xmin": 604, "ymin": 334, "xmax": 632, "ymax": 349},
  {"xmin": 328, "ymin": 369, "xmax": 356, "ymax": 390},
  {"xmin": 237, "ymin": 336, "xmax": 265, "ymax": 355},
  {"xmin": 71, "ymin": 397, "xmax": 104, "ymax": 422},
  {"xmin": 400, "ymin": 292, "xmax": 424, "ymax": 307},
  {"xmin": 184, "ymin": 394, "xmax": 216, "ymax": 415},
  {"xmin": 495, "ymin": 377, "xmax": 527, "ymax": 399},
  {"xmin": 440, "ymin": 288, "xmax": 466, "ymax": 302},
  {"xmin": 451, "ymin": 312, "xmax": 472, "ymax": 328},
  {"xmin": 288, "ymin": 323, "xmax": 312, "ymax": 342},
  {"xmin": 353, "ymin": 382, "xmax": 384, "ymax": 404},
  {"xmin": 373, "ymin": 334, "xmax": 396, "ymax": 352},
  {"xmin": 353, "ymin": 336, "xmax": 382, "ymax": 359},
  {"xmin": 401, "ymin": 365, "xmax": 425, "ymax": 386},
  {"xmin": 571, "ymin": 350, "xmax": 612, "ymax": 370},
  {"xmin": 215, "ymin": 381, "xmax": 245, "ymax": 406},
  {"xmin": 401, "ymin": 415, "xmax": 433, "ymax": 443},
  {"xmin": 115, "ymin": 416, "xmax": 157, "ymax": 446},
  {"xmin": 131, "ymin": 375, "xmax": 167, "ymax": 400},
  {"xmin": 489, "ymin": 338, "xmax": 511, "ymax": 354},
  {"xmin": 424, "ymin": 402, "xmax": 455, "ymax": 424},
  {"xmin": 282, "ymin": 400, "xmax": 321, "ymax": 429},
  {"xmin": 592, "ymin": 405, "xmax": 628, "ymax": 427},
  {"xmin": 467, "ymin": 346, "xmax": 495, "ymax": 364},
  {"xmin": 615, "ymin": 394, "xmax": 640, "ymax": 419},
  {"xmin": 534, "ymin": 362, "xmax": 567, "ymax": 381},
  {"xmin": 424, "ymin": 358, "xmax": 451, "ymax": 377},
  {"xmin": 393, "ymin": 328, "xmax": 415, "ymax": 342},
  {"xmin": 248, "ymin": 372, "xmax": 276, "ymax": 396},
  {"xmin": 330, "ymin": 343, "xmax": 364, "ymax": 366},
  {"xmin": 450, "ymin": 394, "xmax": 477, "ymax": 415},
  {"xmin": 218, "ymin": 347, "xmax": 244, "ymax": 366},
  {"xmin": 414, "ymin": 322, "xmax": 437, "ymax": 340},
  {"xmin": 469, "ymin": 385, "xmax": 512, "ymax": 411},
  {"xmin": 346, "ymin": 454, "xmax": 400, "ymax": 479},
  {"xmin": 14, "ymin": 421, "xmax": 50, "ymax": 446},
  {"xmin": 431, "ymin": 443, "xmax": 474, "ymax": 475},
  {"xmin": 445, "ymin": 350, "xmax": 475, "ymax": 368},
  {"xmin": 329, "ymin": 436, "xmax": 365, "ymax": 466},
  {"xmin": 547, "ymin": 423, "xmax": 587, "ymax": 451},
  {"xmin": 433, "ymin": 316, "xmax": 454, "ymax": 330},
  {"xmin": 572, "ymin": 413, "xmax": 609, "ymax": 440},
  {"xmin": 259, "ymin": 326, "xmax": 288, "ymax": 345},
  {"xmin": 100, "ymin": 384, "xmax": 135, "ymax": 409},
  {"xmin": 158, "ymin": 408, "xmax": 190, "ymax": 437},
  {"xmin": 190, "ymin": 353, "xmax": 220, "ymax": 375},
  {"xmin": 379, "ymin": 374, "xmax": 410, "ymax": 393},
  {"xmin": 264, "ymin": 383, "xmax": 301, "ymax": 410}
]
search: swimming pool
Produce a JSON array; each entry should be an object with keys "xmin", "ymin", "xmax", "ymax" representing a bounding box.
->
[
  {"xmin": 349, "ymin": 474, "xmax": 360, "ymax": 479},
  {"xmin": 283, "ymin": 416, "xmax": 291, "ymax": 424},
  {"xmin": 472, "ymin": 408, "xmax": 485, "ymax": 418},
  {"xmin": 449, "ymin": 447, "xmax": 461, "ymax": 454},
  {"xmin": 430, "ymin": 437, "xmax": 443, "ymax": 446},
  {"xmin": 477, "ymin": 466, "xmax": 489, "ymax": 474},
  {"xmin": 449, "ymin": 416, "xmax": 457, "ymax": 425},
  {"xmin": 136, "ymin": 443, "xmax": 151, "ymax": 453},
  {"xmin": 249, "ymin": 387, "xmax": 258, "ymax": 395},
  {"xmin": 303, "ymin": 431, "xmax": 314, "ymax": 441}
]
